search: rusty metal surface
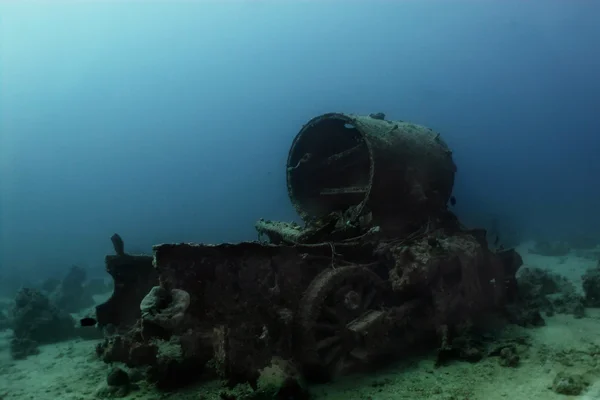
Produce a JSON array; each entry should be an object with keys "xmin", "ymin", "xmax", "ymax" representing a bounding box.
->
[
  {"xmin": 152, "ymin": 241, "xmax": 380, "ymax": 381},
  {"xmin": 93, "ymin": 113, "xmax": 524, "ymax": 390},
  {"xmin": 293, "ymin": 265, "xmax": 389, "ymax": 380},
  {"xmin": 97, "ymin": 227, "xmax": 522, "ymax": 387},
  {"xmin": 147, "ymin": 231, "xmax": 520, "ymax": 381},
  {"xmin": 287, "ymin": 113, "xmax": 456, "ymax": 236},
  {"xmin": 155, "ymin": 242, "xmax": 337, "ymax": 323}
]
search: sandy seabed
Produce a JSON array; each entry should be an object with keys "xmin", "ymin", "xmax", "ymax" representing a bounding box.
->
[{"xmin": 1, "ymin": 244, "xmax": 599, "ymax": 400}]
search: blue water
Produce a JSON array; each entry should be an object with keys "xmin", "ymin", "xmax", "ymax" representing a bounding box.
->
[{"xmin": 1, "ymin": 0, "xmax": 599, "ymax": 280}]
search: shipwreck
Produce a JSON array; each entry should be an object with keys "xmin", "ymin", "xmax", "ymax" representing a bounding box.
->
[{"xmin": 94, "ymin": 112, "xmax": 522, "ymax": 393}]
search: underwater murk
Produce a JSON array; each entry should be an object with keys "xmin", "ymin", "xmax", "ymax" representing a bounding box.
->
[{"xmin": 1, "ymin": 1, "xmax": 600, "ymax": 400}]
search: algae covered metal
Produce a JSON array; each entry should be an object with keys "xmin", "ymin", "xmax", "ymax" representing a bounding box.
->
[
  {"xmin": 286, "ymin": 112, "xmax": 457, "ymax": 236},
  {"xmin": 94, "ymin": 113, "xmax": 522, "ymax": 396}
]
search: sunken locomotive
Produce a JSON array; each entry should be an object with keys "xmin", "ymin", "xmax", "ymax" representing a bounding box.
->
[{"xmin": 95, "ymin": 112, "xmax": 522, "ymax": 391}]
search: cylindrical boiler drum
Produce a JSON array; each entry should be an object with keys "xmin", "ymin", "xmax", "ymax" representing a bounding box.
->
[{"xmin": 286, "ymin": 113, "xmax": 457, "ymax": 235}]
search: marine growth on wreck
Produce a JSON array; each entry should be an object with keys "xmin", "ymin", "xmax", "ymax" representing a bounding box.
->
[
  {"xmin": 4, "ymin": 113, "xmax": 599, "ymax": 399},
  {"xmin": 86, "ymin": 113, "xmax": 531, "ymax": 398}
]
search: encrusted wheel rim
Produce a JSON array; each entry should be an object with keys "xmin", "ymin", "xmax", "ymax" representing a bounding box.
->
[{"xmin": 294, "ymin": 265, "xmax": 384, "ymax": 380}]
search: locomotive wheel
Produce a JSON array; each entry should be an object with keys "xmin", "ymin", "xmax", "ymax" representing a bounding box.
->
[{"xmin": 295, "ymin": 265, "xmax": 385, "ymax": 381}]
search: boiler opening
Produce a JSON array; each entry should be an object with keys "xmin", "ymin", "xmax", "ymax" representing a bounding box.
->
[{"xmin": 287, "ymin": 117, "xmax": 373, "ymax": 220}]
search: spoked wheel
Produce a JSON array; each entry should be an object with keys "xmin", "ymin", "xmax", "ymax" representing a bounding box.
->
[{"xmin": 294, "ymin": 265, "xmax": 386, "ymax": 382}]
